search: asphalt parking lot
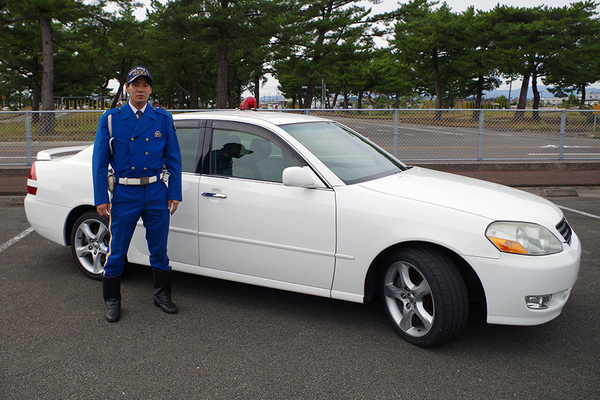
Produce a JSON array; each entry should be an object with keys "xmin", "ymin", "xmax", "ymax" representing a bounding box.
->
[{"xmin": 1, "ymin": 188, "xmax": 599, "ymax": 399}]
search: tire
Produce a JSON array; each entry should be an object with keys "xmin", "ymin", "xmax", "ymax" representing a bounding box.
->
[
  {"xmin": 70, "ymin": 211, "xmax": 109, "ymax": 280},
  {"xmin": 380, "ymin": 246, "xmax": 469, "ymax": 347}
]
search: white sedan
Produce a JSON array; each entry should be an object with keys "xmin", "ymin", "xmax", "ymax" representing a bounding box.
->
[{"xmin": 24, "ymin": 111, "xmax": 580, "ymax": 347}]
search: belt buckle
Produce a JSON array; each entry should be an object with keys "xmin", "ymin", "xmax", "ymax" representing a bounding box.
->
[{"xmin": 140, "ymin": 177, "xmax": 150, "ymax": 185}]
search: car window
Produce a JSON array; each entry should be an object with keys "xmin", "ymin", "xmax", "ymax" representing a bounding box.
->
[
  {"xmin": 175, "ymin": 127, "xmax": 201, "ymax": 173},
  {"xmin": 210, "ymin": 128, "xmax": 300, "ymax": 182},
  {"xmin": 281, "ymin": 121, "xmax": 405, "ymax": 184}
]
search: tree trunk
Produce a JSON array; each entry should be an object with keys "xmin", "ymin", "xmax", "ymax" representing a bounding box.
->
[
  {"xmin": 579, "ymin": 84, "xmax": 586, "ymax": 109},
  {"xmin": 471, "ymin": 75, "xmax": 485, "ymax": 121},
  {"xmin": 216, "ymin": 36, "xmax": 229, "ymax": 109},
  {"xmin": 39, "ymin": 16, "xmax": 54, "ymax": 111},
  {"xmin": 475, "ymin": 76, "xmax": 484, "ymax": 108},
  {"xmin": 531, "ymin": 68, "xmax": 541, "ymax": 120},
  {"xmin": 514, "ymin": 70, "xmax": 531, "ymax": 121},
  {"xmin": 39, "ymin": 16, "xmax": 55, "ymax": 135},
  {"xmin": 343, "ymin": 85, "xmax": 348, "ymax": 109},
  {"xmin": 99, "ymin": 80, "xmax": 108, "ymax": 109},
  {"xmin": 176, "ymin": 79, "xmax": 194, "ymax": 109},
  {"xmin": 31, "ymin": 76, "xmax": 41, "ymax": 111},
  {"xmin": 516, "ymin": 71, "xmax": 530, "ymax": 110},
  {"xmin": 111, "ymin": 81, "xmax": 125, "ymax": 109},
  {"xmin": 303, "ymin": 78, "xmax": 316, "ymax": 109},
  {"xmin": 31, "ymin": 56, "xmax": 41, "ymax": 112},
  {"xmin": 190, "ymin": 81, "xmax": 198, "ymax": 109},
  {"xmin": 432, "ymin": 48, "xmax": 443, "ymax": 120},
  {"xmin": 178, "ymin": 90, "xmax": 185, "ymax": 109},
  {"xmin": 227, "ymin": 81, "xmax": 235, "ymax": 109},
  {"xmin": 253, "ymin": 74, "xmax": 260, "ymax": 108}
]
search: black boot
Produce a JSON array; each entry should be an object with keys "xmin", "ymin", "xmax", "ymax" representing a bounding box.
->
[
  {"xmin": 102, "ymin": 275, "xmax": 121, "ymax": 322},
  {"xmin": 153, "ymin": 269, "xmax": 178, "ymax": 314}
]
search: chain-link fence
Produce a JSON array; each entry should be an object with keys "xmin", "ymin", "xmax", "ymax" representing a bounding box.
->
[
  {"xmin": 0, "ymin": 110, "xmax": 101, "ymax": 166},
  {"xmin": 1, "ymin": 109, "xmax": 599, "ymax": 166}
]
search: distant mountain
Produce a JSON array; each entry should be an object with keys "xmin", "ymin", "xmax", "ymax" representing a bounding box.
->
[
  {"xmin": 485, "ymin": 85, "xmax": 600, "ymax": 100},
  {"xmin": 259, "ymin": 85, "xmax": 600, "ymax": 103}
]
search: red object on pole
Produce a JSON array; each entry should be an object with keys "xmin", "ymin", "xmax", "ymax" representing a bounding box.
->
[{"xmin": 239, "ymin": 96, "xmax": 257, "ymax": 110}]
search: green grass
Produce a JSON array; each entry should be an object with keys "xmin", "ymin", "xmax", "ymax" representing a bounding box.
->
[{"xmin": 0, "ymin": 109, "xmax": 598, "ymax": 143}]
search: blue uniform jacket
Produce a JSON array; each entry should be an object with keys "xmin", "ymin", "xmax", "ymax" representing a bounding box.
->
[{"xmin": 92, "ymin": 103, "xmax": 183, "ymax": 206}]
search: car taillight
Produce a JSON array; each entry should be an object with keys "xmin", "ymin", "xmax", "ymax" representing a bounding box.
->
[{"xmin": 27, "ymin": 163, "xmax": 38, "ymax": 195}]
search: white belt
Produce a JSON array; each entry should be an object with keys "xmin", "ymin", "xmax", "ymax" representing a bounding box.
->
[{"xmin": 118, "ymin": 172, "xmax": 163, "ymax": 186}]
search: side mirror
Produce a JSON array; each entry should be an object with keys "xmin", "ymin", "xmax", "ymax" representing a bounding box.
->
[{"xmin": 282, "ymin": 166, "xmax": 322, "ymax": 188}]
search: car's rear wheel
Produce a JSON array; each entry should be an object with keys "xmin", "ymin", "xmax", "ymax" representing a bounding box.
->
[
  {"xmin": 70, "ymin": 211, "xmax": 109, "ymax": 280},
  {"xmin": 381, "ymin": 246, "xmax": 469, "ymax": 347}
]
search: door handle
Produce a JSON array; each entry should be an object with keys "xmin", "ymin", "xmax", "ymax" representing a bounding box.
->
[{"xmin": 201, "ymin": 192, "xmax": 227, "ymax": 199}]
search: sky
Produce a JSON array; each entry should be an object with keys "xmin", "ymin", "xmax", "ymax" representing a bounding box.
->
[
  {"xmin": 357, "ymin": 0, "xmax": 583, "ymax": 14},
  {"xmin": 132, "ymin": 0, "xmax": 584, "ymax": 18},
  {"xmin": 127, "ymin": 0, "xmax": 588, "ymax": 97}
]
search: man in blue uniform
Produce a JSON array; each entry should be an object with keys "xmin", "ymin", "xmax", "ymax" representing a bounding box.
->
[{"xmin": 92, "ymin": 66, "xmax": 183, "ymax": 322}]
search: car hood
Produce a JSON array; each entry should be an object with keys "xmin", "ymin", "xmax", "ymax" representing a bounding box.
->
[{"xmin": 358, "ymin": 167, "xmax": 564, "ymax": 226}]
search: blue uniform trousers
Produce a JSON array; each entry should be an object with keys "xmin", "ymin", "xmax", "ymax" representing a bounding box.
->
[{"xmin": 104, "ymin": 180, "xmax": 170, "ymax": 277}]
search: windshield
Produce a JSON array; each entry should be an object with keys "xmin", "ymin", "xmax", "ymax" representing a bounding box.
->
[{"xmin": 281, "ymin": 121, "xmax": 406, "ymax": 184}]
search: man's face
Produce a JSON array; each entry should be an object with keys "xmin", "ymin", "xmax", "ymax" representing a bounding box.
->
[
  {"xmin": 229, "ymin": 144, "xmax": 242, "ymax": 158},
  {"xmin": 126, "ymin": 77, "xmax": 152, "ymax": 108}
]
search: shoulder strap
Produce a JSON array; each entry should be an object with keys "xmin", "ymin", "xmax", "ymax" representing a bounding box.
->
[{"xmin": 108, "ymin": 113, "xmax": 114, "ymax": 155}]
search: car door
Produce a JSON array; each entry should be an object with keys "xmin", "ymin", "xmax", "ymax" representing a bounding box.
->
[
  {"xmin": 128, "ymin": 119, "xmax": 204, "ymax": 267},
  {"xmin": 198, "ymin": 121, "xmax": 337, "ymax": 293}
]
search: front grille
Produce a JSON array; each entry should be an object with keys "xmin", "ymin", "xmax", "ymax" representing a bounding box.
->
[{"xmin": 556, "ymin": 218, "xmax": 572, "ymax": 245}]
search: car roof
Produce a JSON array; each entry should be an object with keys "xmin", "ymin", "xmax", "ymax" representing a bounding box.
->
[{"xmin": 172, "ymin": 110, "xmax": 331, "ymax": 127}]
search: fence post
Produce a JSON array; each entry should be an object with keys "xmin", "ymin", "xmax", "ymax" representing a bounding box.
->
[
  {"xmin": 559, "ymin": 110, "xmax": 566, "ymax": 161},
  {"xmin": 25, "ymin": 111, "xmax": 32, "ymax": 166},
  {"xmin": 478, "ymin": 109, "xmax": 484, "ymax": 162},
  {"xmin": 392, "ymin": 109, "xmax": 398, "ymax": 158}
]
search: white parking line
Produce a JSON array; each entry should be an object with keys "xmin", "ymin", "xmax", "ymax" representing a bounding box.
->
[
  {"xmin": 0, "ymin": 227, "xmax": 34, "ymax": 255},
  {"xmin": 404, "ymin": 126, "xmax": 464, "ymax": 135},
  {"xmin": 539, "ymin": 145, "xmax": 595, "ymax": 149},
  {"xmin": 558, "ymin": 206, "xmax": 600, "ymax": 220},
  {"xmin": 528, "ymin": 153, "xmax": 600, "ymax": 156}
]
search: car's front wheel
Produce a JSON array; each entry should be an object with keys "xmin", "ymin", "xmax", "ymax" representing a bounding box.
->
[
  {"xmin": 70, "ymin": 211, "xmax": 109, "ymax": 280},
  {"xmin": 381, "ymin": 246, "xmax": 469, "ymax": 347}
]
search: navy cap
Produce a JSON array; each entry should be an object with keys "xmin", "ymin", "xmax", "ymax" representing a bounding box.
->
[{"xmin": 126, "ymin": 66, "xmax": 153, "ymax": 85}]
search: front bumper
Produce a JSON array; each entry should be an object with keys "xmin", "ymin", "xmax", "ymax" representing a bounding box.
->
[{"xmin": 466, "ymin": 231, "xmax": 581, "ymax": 326}]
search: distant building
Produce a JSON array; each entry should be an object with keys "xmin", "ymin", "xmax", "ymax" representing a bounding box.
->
[{"xmin": 587, "ymin": 91, "xmax": 600, "ymax": 101}]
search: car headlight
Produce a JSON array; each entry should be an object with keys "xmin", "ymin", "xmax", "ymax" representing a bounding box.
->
[{"xmin": 486, "ymin": 221, "xmax": 563, "ymax": 255}]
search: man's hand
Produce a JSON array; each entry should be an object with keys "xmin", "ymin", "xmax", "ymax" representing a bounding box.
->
[
  {"xmin": 168, "ymin": 200, "xmax": 180, "ymax": 215},
  {"xmin": 96, "ymin": 203, "xmax": 110, "ymax": 218}
]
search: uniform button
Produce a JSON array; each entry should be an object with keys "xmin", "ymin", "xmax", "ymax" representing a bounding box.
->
[
  {"xmin": 145, "ymin": 152, "xmax": 149, "ymax": 155},
  {"xmin": 131, "ymin": 167, "xmax": 135, "ymax": 170},
  {"xmin": 143, "ymin": 167, "xmax": 147, "ymax": 170},
  {"xmin": 131, "ymin": 138, "xmax": 134, "ymax": 141},
  {"xmin": 146, "ymin": 138, "xmax": 149, "ymax": 141}
]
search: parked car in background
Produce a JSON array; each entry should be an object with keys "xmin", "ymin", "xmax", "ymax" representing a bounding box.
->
[{"xmin": 25, "ymin": 111, "xmax": 580, "ymax": 347}]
